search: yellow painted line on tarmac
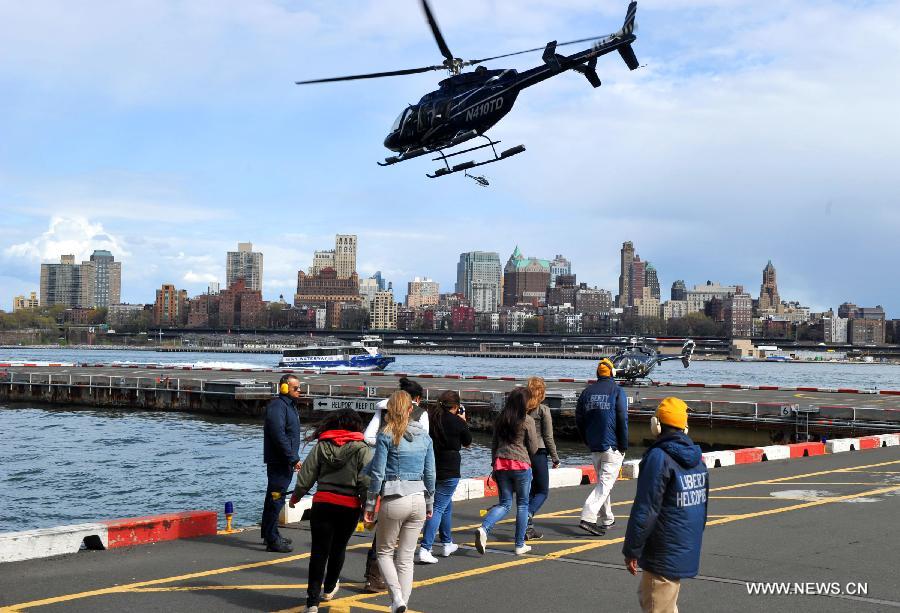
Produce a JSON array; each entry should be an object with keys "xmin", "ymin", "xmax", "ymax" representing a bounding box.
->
[
  {"xmin": 768, "ymin": 481, "xmax": 888, "ymax": 486},
  {"xmin": 6, "ymin": 459, "xmax": 898, "ymax": 611},
  {"xmin": 710, "ymin": 496, "xmax": 781, "ymax": 500},
  {"xmin": 130, "ymin": 584, "xmax": 310, "ymax": 593}
]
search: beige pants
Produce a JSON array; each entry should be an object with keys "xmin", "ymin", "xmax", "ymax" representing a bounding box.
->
[
  {"xmin": 580, "ymin": 449, "xmax": 624, "ymax": 524},
  {"xmin": 375, "ymin": 492, "xmax": 427, "ymax": 608},
  {"xmin": 639, "ymin": 570, "xmax": 681, "ymax": 613}
]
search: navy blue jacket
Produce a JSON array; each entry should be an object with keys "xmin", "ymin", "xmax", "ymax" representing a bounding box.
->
[
  {"xmin": 575, "ymin": 377, "xmax": 628, "ymax": 452},
  {"xmin": 622, "ymin": 432, "xmax": 709, "ymax": 579},
  {"xmin": 263, "ymin": 395, "xmax": 302, "ymax": 466}
]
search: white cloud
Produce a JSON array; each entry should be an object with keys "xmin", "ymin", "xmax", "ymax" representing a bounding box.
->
[
  {"xmin": 4, "ymin": 216, "xmax": 129, "ymax": 264},
  {"xmin": 183, "ymin": 270, "xmax": 218, "ymax": 283}
]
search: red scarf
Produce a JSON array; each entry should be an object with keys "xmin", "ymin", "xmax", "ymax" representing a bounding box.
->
[{"xmin": 318, "ymin": 429, "xmax": 364, "ymax": 446}]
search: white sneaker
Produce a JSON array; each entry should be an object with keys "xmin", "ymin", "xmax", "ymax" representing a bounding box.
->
[
  {"xmin": 417, "ymin": 546, "xmax": 439, "ymax": 564},
  {"xmin": 514, "ymin": 544, "xmax": 532, "ymax": 555},
  {"xmin": 475, "ymin": 527, "xmax": 487, "ymax": 555},
  {"xmin": 439, "ymin": 542, "xmax": 459, "ymax": 557},
  {"xmin": 321, "ymin": 580, "xmax": 340, "ymax": 601}
]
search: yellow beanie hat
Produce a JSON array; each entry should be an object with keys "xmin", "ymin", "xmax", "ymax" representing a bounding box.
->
[
  {"xmin": 656, "ymin": 397, "xmax": 689, "ymax": 430},
  {"xmin": 597, "ymin": 358, "xmax": 615, "ymax": 378}
]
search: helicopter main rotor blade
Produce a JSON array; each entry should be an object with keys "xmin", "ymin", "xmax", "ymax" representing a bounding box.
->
[
  {"xmin": 295, "ymin": 64, "xmax": 446, "ymax": 85},
  {"xmin": 462, "ymin": 33, "xmax": 615, "ymax": 67},
  {"xmin": 421, "ymin": 0, "xmax": 455, "ymax": 64}
]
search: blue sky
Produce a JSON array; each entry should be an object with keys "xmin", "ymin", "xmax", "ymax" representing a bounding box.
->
[{"xmin": 1, "ymin": 0, "xmax": 898, "ymax": 315}]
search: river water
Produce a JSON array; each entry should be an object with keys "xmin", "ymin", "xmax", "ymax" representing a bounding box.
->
[{"xmin": 1, "ymin": 349, "xmax": 897, "ymax": 533}]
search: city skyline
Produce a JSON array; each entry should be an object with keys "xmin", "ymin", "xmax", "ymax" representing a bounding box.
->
[{"xmin": 1, "ymin": 2, "xmax": 898, "ymax": 314}]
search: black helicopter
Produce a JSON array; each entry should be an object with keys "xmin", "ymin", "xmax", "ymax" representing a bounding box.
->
[
  {"xmin": 609, "ymin": 338, "xmax": 696, "ymax": 382},
  {"xmin": 296, "ymin": 1, "xmax": 640, "ymax": 178}
]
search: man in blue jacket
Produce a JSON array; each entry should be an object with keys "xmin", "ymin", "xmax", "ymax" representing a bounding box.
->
[
  {"xmin": 623, "ymin": 397, "xmax": 709, "ymax": 613},
  {"xmin": 576, "ymin": 358, "xmax": 628, "ymax": 536},
  {"xmin": 261, "ymin": 374, "xmax": 303, "ymax": 553}
]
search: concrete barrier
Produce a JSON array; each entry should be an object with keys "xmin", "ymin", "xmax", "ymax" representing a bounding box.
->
[
  {"xmin": 548, "ymin": 467, "xmax": 583, "ymax": 489},
  {"xmin": 878, "ymin": 433, "xmax": 899, "ymax": 446},
  {"xmin": 787, "ymin": 442, "xmax": 825, "ymax": 458},
  {"xmin": 0, "ymin": 523, "xmax": 108, "ymax": 563},
  {"xmin": 733, "ymin": 448, "xmax": 764, "ymax": 464},
  {"xmin": 104, "ymin": 511, "xmax": 217, "ymax": 548},
  {"xmin": 825, "ymin": 438, "xmax": 859, "ymax": 453},
  {"xmin": 462, "ymin": 478, "xmax": 485, "ymax": 500},
  {"xmin": 280, "ymin": 496, "xmax": 313, "ymax": 524},
  {"xmin": 757, "ymin": 445, "xmax": 791, "ymax": 461},
  {"xmin": 621, "ymin": 460, "xmax": 640, "ymax": 479},
  {"xmin": 701, "ymin": 451, "xmax": 736, "ymax": 468},
  {"xmin": 857, "ymin": 435, "xmax": 882, "ymax": 450},
  {"xmin": 579, "ymin": 464, "xmax": 597, "ymax": 484}
]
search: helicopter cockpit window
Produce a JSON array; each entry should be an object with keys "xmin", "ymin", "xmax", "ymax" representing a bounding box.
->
[
  {"xmin": 402, "ymin": 105, "xmax": 419, "ymax": 134},
  {"xmin": 391, "ymin": 108, "xmax": 411, "ymax": 133}
]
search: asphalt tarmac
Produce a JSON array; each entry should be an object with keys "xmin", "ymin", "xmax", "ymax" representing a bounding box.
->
[{"xmin": 1, "ymin": 446, "xmax": 898, "ymax": 612}]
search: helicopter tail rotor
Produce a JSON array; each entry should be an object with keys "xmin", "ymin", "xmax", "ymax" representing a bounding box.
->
[
  {"xmin": 680, "ymin": 339, "xmax": 695, "ymax": 369},
  {"xmin": 616, "ymin": 2, "xmax": 640, "ymax": 70}
]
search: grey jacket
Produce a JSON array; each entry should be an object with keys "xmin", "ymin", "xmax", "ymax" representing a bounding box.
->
[
  {"xmin": 531, "ymin": 404, "xmax": 560, "ymax": 464},
  {"xmin": 491, "ymin": 414, "xmax": 539, "ymax": 466}
]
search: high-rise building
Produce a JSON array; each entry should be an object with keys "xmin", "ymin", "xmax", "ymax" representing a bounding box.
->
[
  {"xmin": 88, "ymin": 250, "xmax": 121, "ymax": 308},
  {"xmin": 371, "ymin": 291, "xmax": 398, "ymax": 330},
  {"xmin": 334, "ymin": 234, "xmax": 357, "ymax": 279},
  {"xmin": 725, "ymin": 286, "xmax": 753, "ymax": 338},
  {"xmin": 40, "ymin": 255, "xmax": 92, "ymax": 308},
  {"xmin": 685, "ymin": 281, "xmax": 738, "ymax": 314},
  {"xmin": 617, "ymin": 241, "xmax": 635, "ymax": 308},
  {"xmin": 502, "ymin": 246, "xmax": 550, "ymax": 306},
  {"xmin": 671, "ymin": 280, "xmax": 686, "ymax": 301},
  {"xmin": 218, "ymin": 278, "xmax": 267, "ymax": 329},
  {"xmin": 406, "ymin": 277, "xmax": 440, "ymax": 308},
  {"xmin": 358, "ymin": 277, "xmax": 380, "ymax": 310},
  {"xmin": 208, "ymin": 281, "xmax": 220, "ymax": 295},
  {"xmin": 547, "ymin": 274, "xmax": 577, "ymax": 306},
  {"xmin": 13, "ymin": 292, "xmax": 40, "ymax": 311},
  {"xmin": 758, "ymin": 260, "xmax": 780, "ymax": 312},
  {"xmin": 549, "ymin": 254, "xmax": 572, "ymax": 288},
  {"xmin": 153, "ymin": 284, "xmax": 188, "ymax": 326},
  {"xmin": 823, "ymin": 310, "xmax": 848, "ymax": 343},
  {"xmin": 575, "ymin": 286, "xmax": 612, "ymax": 314},
  {"xmin": 456, "ymin": 251, "xmax": 502, "ymax": 312},
  {"xmin": 628, "ymin": 256, "xmax": 646, "ymax": 307},
  {"xmin": 310, "ymin": 250, "xmax": 335, "ymax": 275},
  {"xmin": 372, "ymin": 271, "xmax": 386, "ymax": 291},
  {"xmin": 295, "ymin": 269, "xmax": 362, "ymax": 307},
  {"xmin": 226, "ymin": 242, "xmax": 263, "ymax": 292},
  {"xmin": 644, "ymin": 263, "xmax": 660, "ymax": 300}
]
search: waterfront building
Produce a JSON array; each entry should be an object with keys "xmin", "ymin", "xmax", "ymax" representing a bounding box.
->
[
  {"xmin": 575, "ymin": 286, "xmax": 613, "ymax": 315},
  {"xmin": 295, "ymin": 268, "xmax": 362, "ymax": 307},
  {"xmin": 546, "ymin": 305, "xmax": 582, "ymax": 333},
  {"xmin": 226, "ymin": 242, "xmax": 263, "ymax": 292},
  {"xmin": 547, "ymin": 274, "xmax": 577, "ymax": 307},
  {"xmin": 371, "ymin": 290, "xmax": 398, "ymax": 330},
  {"xmin": 108, "ymin": 303, "xmax": 147, "ymax": 329},
  {"xmin": 662, "ymin": 300, "xmax": 689, "ymax": 320},
  {"xmin": 456, "ymin": 251, "xmax": 502, "ymax": 311},
  {"xmin": 838, "ymin": 303, "xmax": 886, "ymax": 322},
  {"xmin": 451, "ymin": 305, "xmax": 476, "ymax": 332},
  {"xmin": 502, "ymin": 246, "xmax": 550, "ymax": 306},
  {"xmin": 406, "ymin": 277, "xmax": 440, "ymax": 308},
  {"xmin": 334, "ymin": 234, "xmax": 357, "ymax": 279},
  {"xmin": 153, "ymin": 284, "xmax": 188, "ymax": 326},
  {"xmin": 501, "ymin": 308, "xmax": 530, "ymax": 333},
  {"xmin": 671, "ymin": 280, "xmax": 686, "ymax": 301},
  {"xmin": 725, "ymin": 287, "xmax": 753, "ymax": 338},
  {"xmin": 644, "ymin": 263, "xmax": 660, "ymax": 300},
  {"xmin": 187, "ymin": 293, "xmax": 219, "ymax": 328},
  {"xmin": 358, "ymin": 277, "xmax": 380, "ymax": 310},
  {"xmin": 758, "ymin": 260, "xmax": 780, "ymax": 312},
  {"xmin": 849, "ymin": 318, "xmax": 885, "ymax": 345},
  {"xmin": 12, "ymin": 292, "xmax": 39, "ymax": 311},
  {"xmin": 310, "ymin": 250, "xmax": 335, "ymax": 275},
  {"xmin": 628, "ymin": 257, "xmax": 646, "ymax": 307},
  {"xmin": 207, "ymin": 281, "xmax": 220, "ymax": 295},
  {"xmin": 686, "ymin": 281, "xmax": 738, "ymax": 314},
  {"xmin": 88, "ymin": 250, "xmax": 121, "ymax": 308},
  {"xmin": 549, "ymin": 254, "xmax": 572, "ymax": 288},
  {"xmin": 823, "ymin": 310, "xmax": 848, "ymax": 343},
  {"xmin": 40, "ymin": 255, "xmax": 91, "ymax": 308},
  {"xmin": 617, "ymin": 241, "xmax": 634, "ymax": 308}
]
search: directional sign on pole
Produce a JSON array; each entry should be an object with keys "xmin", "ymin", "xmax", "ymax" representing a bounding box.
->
[{"xmin": 314, "ymin": 397, "xmax": 382, "ymax": 413}]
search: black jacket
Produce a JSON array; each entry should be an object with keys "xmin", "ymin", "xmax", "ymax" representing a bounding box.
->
[{"xmin": 263, "ymin": 395, "xmax": 301, "ymax": 465}]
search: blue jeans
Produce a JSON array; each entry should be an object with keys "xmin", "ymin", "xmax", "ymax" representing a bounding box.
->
[
  {"xmin": 420, "ymin": 478, "xmax": 460, "ymax": 551},
  {"xmin": 528, "ymin": 450, "xmax": 550, "ymax": 518},
  {"xmin": 481, "ymin": 469, "xmax": 532, "ymax": 548}
]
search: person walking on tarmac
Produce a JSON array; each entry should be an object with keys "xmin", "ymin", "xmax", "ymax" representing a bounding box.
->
[
  {"xmin": 525, "ymin": 376, "xmax": 560, "ymax": 541},
  {"xmin": 289, "ymin": 409, "xmax": 372, "ymax": 613},
  {"xmin": 576, "ymin": 358, "xmax": 628, "ymax": 536},
  {"xmin": 623, "ymin": 397, "xmax": 709, "ymax": 613},
  {"xmin": 362, "ymin": 377, "xmax": 429, "ymax": 592},
  {"xmin": 261, "ymin": 374, "xmax": 303, "ymax": 553}
]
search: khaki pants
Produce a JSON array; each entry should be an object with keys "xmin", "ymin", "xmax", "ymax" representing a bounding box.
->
[
  {"xmin": 580, "ymin": 449, "xmax": 624, "ymax": 525},
  {"xmin": 639, "ymin": 570, "xmax": 681, "ymax": 613},
  {"xmin": 375, "ymin": 492, "xmax": 427, "ymax": 608}
]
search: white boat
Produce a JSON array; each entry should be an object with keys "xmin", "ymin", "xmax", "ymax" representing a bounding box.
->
[{"xmin": 278, "ymin": 336, "xmax": 395, "ymax": 370}]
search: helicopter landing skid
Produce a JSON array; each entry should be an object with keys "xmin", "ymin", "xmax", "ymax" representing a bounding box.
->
[
  {"xmin": 426, "ymin": 135, "xmax": 525, "ymax": 178},
  {"xmin": 377, "ymin": 130, "xmax": 481, "ymax": 167}
]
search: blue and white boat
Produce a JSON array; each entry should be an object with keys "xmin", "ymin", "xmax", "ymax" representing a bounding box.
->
[{"xmin": 278, "ymin": 336, "xmax": 395, "ymax": 371}]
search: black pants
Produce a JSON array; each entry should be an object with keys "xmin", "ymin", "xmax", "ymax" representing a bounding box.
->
[
  {"xmin": 307, "ymin": 502, "xmax": 360, "ymax": 607},
  {"xmin": 261, "ymin": 462, "xmax": 293, "ymax": 544}
]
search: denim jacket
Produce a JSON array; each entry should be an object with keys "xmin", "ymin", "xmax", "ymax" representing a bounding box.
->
[{"xmin": 365, "ymin": 420, "xmax": 436, "ymax": 513}]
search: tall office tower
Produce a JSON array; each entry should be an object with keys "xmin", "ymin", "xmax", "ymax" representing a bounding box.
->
[
  {"xmin": 502, "ymin": 246, "xmax": 551, "ymax": 306},
  {"xmin": 758, "ymin": 260, "xmax": 780, "ymax": 311},
  {"xmin": 208, "ymin": 281, "xmax": 220, "ymax": 295},
  {"xmin": 671, "ymin": 280, "xmax": 686, "ymax": 301},
  {"xmin": 40, "ymin": 254, "xmax": 92, "ymax": 308},
  {"xmin": 456, "ymin": 251, "xmax": 502, "ymax": 312},
  {"xmin": 372, "ymin": 271, "xmax": 386, "ymax": 291},
  {"xmin": 617, "ymin": 241, "xmax": 635, "ymax": 308},
  {"xmin": 226, "ymin": 242, "xmax": 264, "ymax": 292},
  {"xmin": 549, "ymin": 254, "xmax": 572, "ymax": 288},
  {"xmin": 310, "ymin": 250, "xmax": 335, "ymax": 275},
  {"xmin": 644, "ymin": 262, "xmax": 660, "ymax": 300},
  {"xmin": 406, "ymin": 277, "xmax": 440, "ymax": 308},
  {"xmin": 628, "ymin": 256, "xmax": 646, "ymax": 307},
  {"xmin": 88, "ymin": 250, "xmax": 121, "ymax": 308},
  {"xmin": 334, "ymin": 234, "xmax": 357, "ymax": 279},
  {"xmin": 371, "ymin": 290, "xmax": 398, "ymax": 330}
]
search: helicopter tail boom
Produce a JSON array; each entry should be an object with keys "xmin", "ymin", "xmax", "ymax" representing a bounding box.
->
[{"xmin": 617, "ymin": 2, "xmax": 640, "ymax": 70}]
